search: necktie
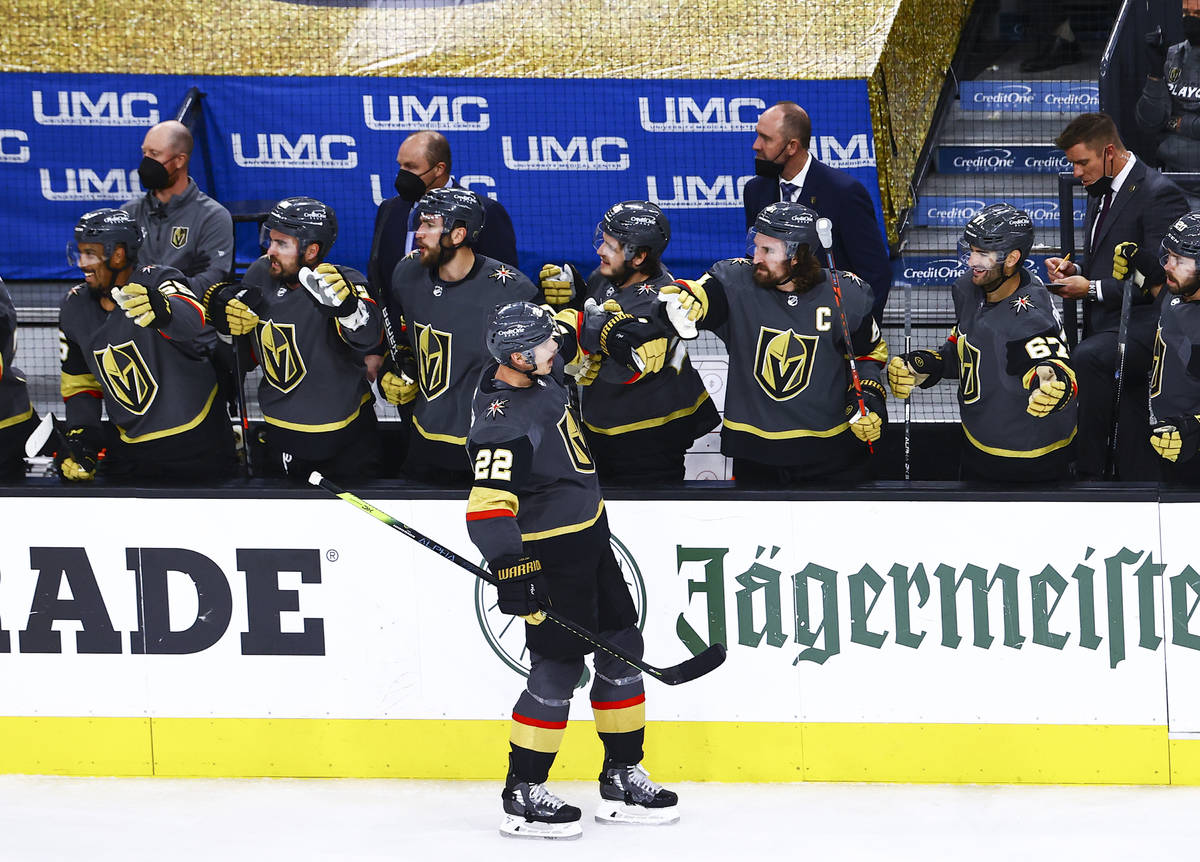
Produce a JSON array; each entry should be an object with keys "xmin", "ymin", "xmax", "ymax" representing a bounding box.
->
[
  {"xmin": 1090, "ymin": 190, "xmax": 1112, "ymax": 254},
  {"xmin": 780, "ymin": 181, "xmax": 798, "ymax": 202}
]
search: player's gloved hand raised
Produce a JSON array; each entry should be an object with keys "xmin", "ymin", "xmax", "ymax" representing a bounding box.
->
[
  {"xmin": 570, "ymin": 352, "xmax": 603, "ymax": 386},
  {"xmin": 115, "ymin": 281, "xmax": 180, "ymax": 329},
  {"xmin": 54, "ymin": 426, "xmax": 102, "ymax": 482},
  {"xmin": 1112, "ymin": 242, "xmax": 1156, "ymax": 292},
  {"xmin": 491, "ymin": 553, "xmax": 549, "ymax": 625},
  {"xmin": 204, "ymin": 283, "xmax": 262, "ymax": 336},
  {"xmin": 1150, "ymin": 415, "xmax": 1200, "ymax": 462},
  {"xmin": 1023, "ymin": 362, "xmax": 1075, "ymax": 417},
  {"xmin": 1145, "ymin": 28, "xmax": 1167, "ymax": 77},
  {"xmin": 380, "ymin": 367, "xmax": 418, "ymax": 406},
  {"xmin": 539, "ymin": 263, "xmax": 585, "ymax": 307},
  {"xmin": 300, "ymin": 263, "xmax": 359, "ymax": 317},
  {"xmin": 888, "ymin": 350, "xmax": 942, "ymax": 398},
  {"xmin": 657, "ymin": 279, "xmax": 709, "ymax": 341},
  {"xmin": 597, "ymin": 299, "xmax": 668, "ymax": 375}
]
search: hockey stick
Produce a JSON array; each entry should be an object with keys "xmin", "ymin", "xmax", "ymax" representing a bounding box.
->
[
  {"xmin": 24, "ymin": 411, "xmax": 57, "ymax": 458},
  {"xmin": 815, "ymin": 218, "xmax": 874, "ymax": 454},
  {"xmin": 231, "ymin": 339, "xmax": 253, "ymax": 478},
  {"xmin": 903, "ymin": 280, "xmax": 913, "ymax": 480},
  {"xmin": 308, "ymin": 472, "xmax": 727, "ymax": 686},
  {"xmin": 1106, "ymin": 269, "xmax": 1140, "ymax": 479}
]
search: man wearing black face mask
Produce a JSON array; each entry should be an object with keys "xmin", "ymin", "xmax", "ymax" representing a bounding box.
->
[
  {"xmin": 367, "ymin": 130, "xmax": 519, "ymax": 308},
  {"xmin": 1136, "ymin": 2, "xmax": 1200, "ymax": 177},
  {"xmin": 1044, "ymin": 112, "xmax": 1188, "ymax": 479},
  {"xmin": 121, "ymin": 120, "xmax": 234, "ymax": 297},
  {"xmin": 741, "ymin": 101, "xmax": 891, "ymax": 322}
]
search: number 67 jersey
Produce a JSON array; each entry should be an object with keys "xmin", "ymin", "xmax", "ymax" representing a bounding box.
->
[{"xmin": 946, "ymin": 269, "xmax": 1077, "ymax": 462}]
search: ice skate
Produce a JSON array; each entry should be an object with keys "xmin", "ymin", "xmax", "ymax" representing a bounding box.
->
[
  {"xmin": 499, "ymin": 780, "xmax": 583, "ymax": 840},
  {"xmin": 595, "ymin": 762, "xmax": 680, "ymax": 825}
]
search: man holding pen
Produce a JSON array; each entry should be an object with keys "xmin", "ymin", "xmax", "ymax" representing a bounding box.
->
[{"xmin": 1043, "ymin": 112, "xmax": 1188, "ymax": 479}]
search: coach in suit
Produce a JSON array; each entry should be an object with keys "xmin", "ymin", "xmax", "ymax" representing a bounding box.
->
[
  {"xmin": 1045, "ymin": 112, "xmax": 1189, "ymax": 479},
  {"xmin": 367, "ymin": 130, "xmax": 519, "ymax": 302},
  {"xmin": 743, "ymin": 101, "xmax": 892, "ymax": 321}
]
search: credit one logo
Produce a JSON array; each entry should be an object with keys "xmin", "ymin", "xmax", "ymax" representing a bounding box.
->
[
  {"xmin": 951, "ymin": 148, "xmax": 1016, "ymax": 170},
  {"xmin": 39, "ymin": 168, "xmax": 142, "ymax": 201},
  {"xmin": 231, "ymin": 133, "xmax": 358, "ymax": 169},
  {"xmin": 924, "ymin": 199, "xmax": 987, "ymax": 221},
  {"xmin": 971, "ymin": 85, "xmax": 1035, "ymax": 105},
  {"xmin": 647, "ymin": 175, "xmax": 752, "ymax": 208},
  {"xmin": 501, "ymin": 136, "xmax": 629, "ymax": 170},
  {"xmin": 0, "ymin": 129, "xmax": 29, "ymax": 163},
  {"xmin": 32, "ymin": 91, "xmax": 159, "ymax": 126},
  {"xmin": 362, "ymin": 95, "xmax": 489, "ymax": 131},
  {"xmin": 638, "ymin": 97, "xmax": 765, "ymax": 132},
  {"xmin": 1043, "ymin": 86, "xmax": 1098, "ymax": 109}
]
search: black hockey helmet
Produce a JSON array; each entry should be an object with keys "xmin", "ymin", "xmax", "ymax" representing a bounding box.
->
[
  {"xmin": 486, "ymin": 301, "xmax": 555, "ymax": 369},
  {"xmin": 69, "ymin": 207, "xmax": 143, "ymax": 266},
  {"xmin": 416, "ymin": 187, "xmax": 485, "ymax": 245},
  {"xmin": 1161, "ymin": 212, "xmax": 1200, "ymax": 264},
  {"xmin": 958, "ymin": 203, "xmax": 1034, "ymax": 267},
  {"xmin": 261, "ymin": 196, "xmax": 338, "ymax": 262},
  {"xmin": 593, "ymin": 200, "xmax": 670, "ymax": 260},
  {"xmin": 749, "ymin": 201, "xmax": 820, "ymax": 258}
]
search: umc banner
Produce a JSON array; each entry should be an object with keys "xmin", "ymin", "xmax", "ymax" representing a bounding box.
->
[{"xmin": 0, "ymin": 73, "xmax": 882, "ymax": 282}]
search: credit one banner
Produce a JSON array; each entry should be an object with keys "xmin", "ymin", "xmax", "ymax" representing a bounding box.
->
[
  {"xmin": 958, "ymin": 80, "xmax": 1100, "ymax": 113},
  {"xmin": 0, "ymin": 73, "xmax": 883, "ymax": 281},
  {"xmin": 0, "ymin": 495, "xmax": 1198, "ymax": 732}
]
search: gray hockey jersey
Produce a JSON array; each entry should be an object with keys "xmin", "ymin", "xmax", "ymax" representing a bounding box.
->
[
  {"xmin": 1150, "ymin": 293, "xmax": 1200, "ymax": 422},
  {"xmin": 58, "ymin": 264, "xmax": 220, "ymax": 443},
  {"xmin": 465, "ymin": 358, "xmax": 605, "ymax": 562},
  {"xmin": 0, "ymin": 277, "xmax": 33, "ymax": 432}
]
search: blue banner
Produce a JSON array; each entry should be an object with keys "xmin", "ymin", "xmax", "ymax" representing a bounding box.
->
[
  {"xmin": 895, "ymin": 254, "xmax": 1050, "ymax": 287},
  {"xmin": 936, "ymin": 145, "xmax": 1070, "ymax": 175},
  {"xmin": 0, "ymin": 73, "xmax": 881, "ymax": 282},
  {"xmin": 915, "ymin": 196, "xmax": 1085, "ymax": 228},
  {"xmin": 958, "ymin": 81, "xmax": 1099, "ymax": 113}
]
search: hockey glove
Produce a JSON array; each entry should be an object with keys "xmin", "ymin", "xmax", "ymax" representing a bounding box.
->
[
  {"xmin": 846, "ymin": 380, "xmax": 886, "ymax": 443},
  {"xmin": 300, "ymin": 263, "xmax": 359, "ymax": 317},
  {"xmin": 888, "ymin": 350, "xmax": 943, "ymax": 398},
  {"xmin": 380, "ymin": 368, "xmax": 418, "ymax": 406},
  {"xmin": 1112, "ymin": 242, "xmax": 1155, "ymax": 297},
  {"xmin": 570, "ymin": 352, "xmax": 603, "ymax": 386},
  {"xmin": 205, "ymin": 283, "xmax": 262, "ymax": 336},
  {"xmin": 1145, "ymin": 28, "xmax": 1167, "ymax": 77},
  {"xmin": 1023, "ymin": 362, "xmax": 1075, "ymax": 417},
  {"xmin": 658, "ymin": 279, "xmax": 709, "ymax": 337},
  {"xmin": 491, "ymin": 553, "xmax": 549, "ymax": 625},
  {"xmin": 54, "ymin": 426, "xmax": 102, "ymax": 482},
  {"xmin": 539, "ymin": 263, "xmax": 585, "ymax": 307},
  {"xmin": 598, "ymin": 305, "xmax": 668, "ymax": 375},
  {"xmin": 116, "ymin": 281, "xmax": 178, "ymax": 329},
  {"xmin": 1150, "ymin": 415, "xmax": 1200, "ymax": 462}
]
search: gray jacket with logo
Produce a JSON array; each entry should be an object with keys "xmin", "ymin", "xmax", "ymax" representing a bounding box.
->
[
  {"xmin": 1137, "ymin": 41, "xmax": 1200, "ymax": 172},
  {"xmin": 122, "ymin": 179, "xmax": 234, "ymax": 294}
]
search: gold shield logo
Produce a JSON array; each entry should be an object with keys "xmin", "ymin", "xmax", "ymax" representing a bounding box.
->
[
  {"xmin": 170, "ymin": 226, "xmax": 189, "ymax": 249},
  {"xmin": 753, "ymin": 327, "xmax": 818, "ymax": 401},
  {"xmin": 93, "ymin": 341, "xmax": 158, "ymax": 415},
  {"xmin": 258, "ymin": 321, "xmax": 307, "ymax": 393},
  {"xmin": 415, "ymin": 322, "xmax": 452, "ymax": 401}
]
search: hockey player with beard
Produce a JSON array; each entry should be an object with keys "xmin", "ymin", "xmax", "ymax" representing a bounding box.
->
[
  {"xmin": 382, "ymin": 187, "xmax": 538, "ymax": 485},
  {"xmin": 466, "ymin": 301, "xmax": 678, "ymax": 840},
  {"xmin": 1147, "ymin": 213, "xmax": 1200, "ymax": 482},
  {"xmin": 538, "ymin": 201, "xmax": 718, "ymax": 484},
  {"xmin": 888, "ymin": 204, "xmax": 1077, "ymax": 481},
  {"xmin": 58, "ymin": 208, "xmax": 235, "ymax": 482},
  {"xmin": 658, "ymin": 202, "xmax": 887, "ymax": 485},
  {"xmin": 204, "ymin": 197, "xmax": 382, "ymax": 481}
]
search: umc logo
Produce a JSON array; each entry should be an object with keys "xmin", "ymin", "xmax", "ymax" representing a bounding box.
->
[
  {"xmin": 501, "ymin": 136, "xmax": 629, "ymax": 171},
  {"xmin": 231, "ymin": 133, "xmax": 358, "ymax": 169},
  {"xmin": 647, "ymin": 175, "xmax": 752, "ymax": 208},
  {"xmin": 39, "ymin": 168, "xmax": 142, "ymax": 201},
  {"xmin": 0, "ymin": 130, "xmax": 29, "ymax": 163},
  {"xmin": 32, "ymin": 91, "xmax": 159, "ymax": 126},
  {"xmin": 363, "ymin": 95, "xmax": 490, "ymax": 131},
  {"xmin": 638, "ymin": 97, "xmax": 765, "ymax": 132},
  {"xmin": 813, "ymin": 134, "xmax": 876, "ymax": 169},
  {"xmin": 369, "ymin": 174, "xmax": 498, "ymax": 207}
]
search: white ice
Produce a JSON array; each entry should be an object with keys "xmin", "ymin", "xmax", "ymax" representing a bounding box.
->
[{"xmin": 0, "ymin": 776, "xmax": 1197, "ymax": 861}]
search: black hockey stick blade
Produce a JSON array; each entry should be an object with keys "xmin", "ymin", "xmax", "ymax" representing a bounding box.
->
[{"xmin": 308, "ymin": 471, "xmax": 727, "ymax": 686}]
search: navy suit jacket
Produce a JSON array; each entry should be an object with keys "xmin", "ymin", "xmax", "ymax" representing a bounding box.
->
[
  {"xmin": 366, "ymin": 183, "xmax": 519, "ymax": 300},
  {"xmin": 743, "ymin": 158, "xmax": 892, "ymax": 320}
]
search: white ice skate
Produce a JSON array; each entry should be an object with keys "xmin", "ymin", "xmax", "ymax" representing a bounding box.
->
[
  {"xmin": 500, "ymin": 780, "xmax": 583, "ymax": 840},
  {"xmin": 594, "ymin": 763, "xmax": 680, "ymax": 826}
]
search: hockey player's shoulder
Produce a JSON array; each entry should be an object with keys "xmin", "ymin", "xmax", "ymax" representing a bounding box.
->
[
  {"xmin": 330, "ymin": 263, "xmax": 368, "ymax": 286},
  {"xmin": 472, "ymin": 389, "xmax": 536, "ymax": 441},
  {"xmin": 478, "ymin": 256, "xmax": 534, "ymax": 292},
  {"xmin": 708, "ymin": 257, "xmax": 752, "ymax": 284}
]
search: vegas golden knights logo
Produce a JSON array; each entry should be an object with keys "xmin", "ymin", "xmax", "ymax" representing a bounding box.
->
[
  {"xmin": 170, "ymin": 226, "xmax": 189, "ymax": 249},
  {"xmin": 753, "ymin": 327, "xmax": 818, "ymax": 401},
  {"xmin": 557, "ymin": 409, "xmax": 595, "ymax": 473},
  {"xmin": 258, "ymin": 321, "xmax": 307, "ymax": 393},
  {"xmin": 415, "ymin": 322, "xmax": 452, "ymax": 401},
  {"xmin": 93, "ymin": 341, "xmax": 158, "ymax": 415}
]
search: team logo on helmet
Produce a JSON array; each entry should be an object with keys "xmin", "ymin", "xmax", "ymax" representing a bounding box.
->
[
  {"xmin": 753, "ymin": 327, "xmax": 818, "ymax": 400},
  {"xmin": 415, "ymin": 322, "xmax": 453, "ymax": 400},
  {"xmin": 94, "ymin": 341, "xmax": 157, "ymax": 415},
  {"xmin": 257, "ymin": 321, "xmax": 307, "ymax": 393},
  {"xmin": 170, "ymin": 226, "xmax": 189, "ymax": 249}
]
